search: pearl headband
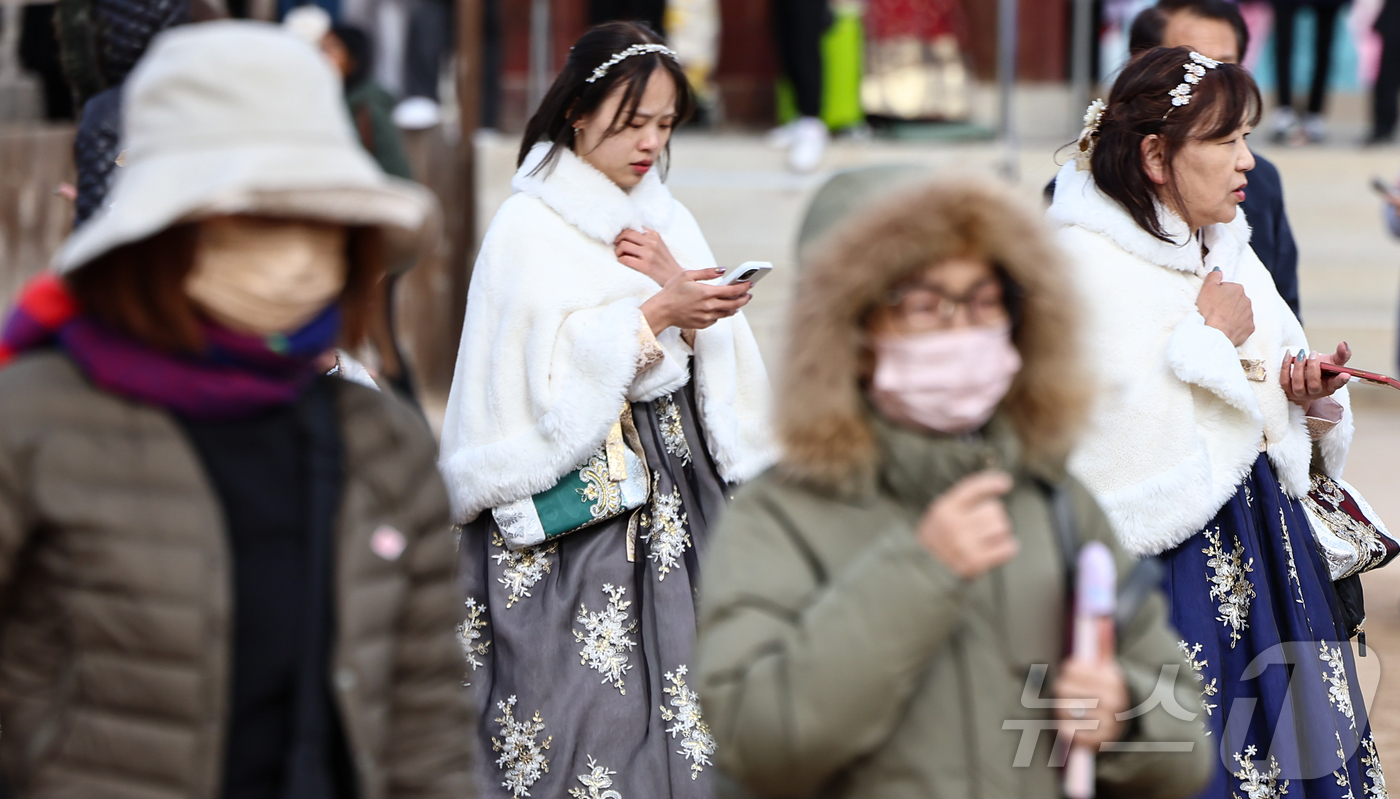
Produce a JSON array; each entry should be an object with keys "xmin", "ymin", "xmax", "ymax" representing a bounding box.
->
[
  {"xmin": 586, "ymin": 43, "xmax": 679, "ymax": 84},
  {"xmin": 1168, "ymin": 51, "xmax": 1221, "ymax": 109},
  {"xmin": 1075, "ymin": 50, "xmax": 1222, "ymax": 167}
]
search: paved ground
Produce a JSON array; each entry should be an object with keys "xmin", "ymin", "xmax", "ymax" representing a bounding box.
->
[{"xmin": 471, "ymin": 129, "xmax": 1400, "ymax": 771}]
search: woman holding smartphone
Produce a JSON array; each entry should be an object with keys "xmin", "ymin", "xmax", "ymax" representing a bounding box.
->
[
  {"xmin": 1050, "ymin": 48, "xmax": 1375, "ymax": 797},
  {"xmin": 438, "ymin": 21, "xmax": 774, "ymax": 799}
]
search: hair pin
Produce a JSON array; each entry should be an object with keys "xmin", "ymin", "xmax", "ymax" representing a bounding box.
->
[{"xmin": 1075, "ymin": 98, "xmax": 1107, "ymax": 165}]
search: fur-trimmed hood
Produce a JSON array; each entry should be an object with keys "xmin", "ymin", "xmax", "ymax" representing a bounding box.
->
[{"xmin": 779, "ymin": 177, "xmax": 1087, "ymax": 491}]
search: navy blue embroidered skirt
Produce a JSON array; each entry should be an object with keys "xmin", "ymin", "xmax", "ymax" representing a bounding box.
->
[{"xmin": 1160, "ymin": 454, "xmax": 1384, "ymax": 797}]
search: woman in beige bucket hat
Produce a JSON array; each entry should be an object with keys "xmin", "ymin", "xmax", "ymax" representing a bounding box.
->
[{"xmin": 0, "ymin": 20, "xmax": 472, "ymax": 799}]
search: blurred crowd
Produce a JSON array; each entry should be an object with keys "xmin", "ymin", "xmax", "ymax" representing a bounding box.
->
[{"xmin": 0, "ymin": 1, "xmax": 1398, "ymax": 799}]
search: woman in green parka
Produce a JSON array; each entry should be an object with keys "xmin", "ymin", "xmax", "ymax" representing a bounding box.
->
[{"xmin": 694, "ymin": 177, "xmax": 1216, "ymax": 799}]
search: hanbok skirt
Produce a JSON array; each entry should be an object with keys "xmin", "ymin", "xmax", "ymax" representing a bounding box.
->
[
  {"xmin": 457, "ymin": 382, "xmax": 725, "ymax": 799},
  {"xmin": 1160, "ymin": 454, "xmax": 1385, "ymax": 798}
]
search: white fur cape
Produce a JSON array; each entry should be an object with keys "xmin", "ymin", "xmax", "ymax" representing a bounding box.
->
[
  {"xmin": 438, "ymin": 144, "xmax": 776, "ymax": 523},
  {"xmin": 1048, "ymin": 160, "xmax": 1352, "ymax": 557}
]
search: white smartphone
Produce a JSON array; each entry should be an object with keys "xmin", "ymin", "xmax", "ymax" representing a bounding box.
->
[{"xmin": 717, "ymin": 261, "xmax": 773, "ymax": 288}]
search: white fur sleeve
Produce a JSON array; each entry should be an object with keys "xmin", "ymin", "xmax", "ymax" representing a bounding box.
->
[
  {"xmin": 629, "ymin": 326, "xmax": 692, "ymax": 401},
  {"xmin": 1165, "ymin": 311, "xmax": 1258, "ymax": 415}
]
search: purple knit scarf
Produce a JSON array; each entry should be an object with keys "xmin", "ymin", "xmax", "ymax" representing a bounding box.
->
[{"xmin": 0, "ymin": 274, "xmax": 339, "ymax": 421}]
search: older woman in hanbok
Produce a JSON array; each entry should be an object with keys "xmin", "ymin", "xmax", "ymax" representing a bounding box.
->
[{"xmin": 1050, "ymin": 46, "xmax": 1381, "ymax": 798}]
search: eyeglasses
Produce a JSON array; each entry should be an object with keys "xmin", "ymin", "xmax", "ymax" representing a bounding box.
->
[{"xmin": 881, "ymin": 279, "xmax": 1011, "ymax": 333}]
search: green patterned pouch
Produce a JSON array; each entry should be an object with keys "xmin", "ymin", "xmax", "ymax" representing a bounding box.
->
[{"xmin": 492, "ymin": 408, "xmax": 649, "ymax": 550}]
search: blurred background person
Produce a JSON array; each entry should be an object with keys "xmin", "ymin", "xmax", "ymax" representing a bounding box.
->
[
  {"xmin": 391, "ymin": 0, "xmax": 451, "ymax": 129},
  {"xmin": 1370, "ymin": 0, "xmax": 1400, "ymax": 143},
  {"xmin": 696, "ymin": 176, "xmax": 1214, "ymax": 799},
  {"xmin": 287, "ymin": 4, "xmax": 419, "ymax": 400},
  {"xmin": 439, "ymin": 21, "xmax": 773, "ymax": 798},
  {"xmin": 590, "ymin": 0, "xmax": 664, "ymax": 34},
  {"xmin": 766, "ymin": 0, "xmax": 831, "ymax": 172},
  {"xmin": 54, "ymin": 0, "xmax": 194, "ymax": 227},
  {"xmin": 1131, "ymin": 0, "xmax": 1302, "ymax": 318},
  {"xmin": 1269, "ymin": 0, "xmax": 1349, "ymax": 144},
  {"xmin": 1051, "ymin": 46, "xmax": 1376, "ymax": 797},
  {"xmin": 0, "ymin": 21, "xmax": 472, "ymax": 797}
]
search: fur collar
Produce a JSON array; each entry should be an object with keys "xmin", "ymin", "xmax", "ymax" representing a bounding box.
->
[
  {"xmin": 511, "ymin": 142, "xmax": 675, "ymax": 244},
  {"xmin": 1047, "ymin": 160, "xmax": 1251, "ymax": 277}
]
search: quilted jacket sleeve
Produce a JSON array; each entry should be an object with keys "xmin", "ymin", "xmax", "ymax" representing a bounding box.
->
[{"xmin": 374, "ymin": 399, "xmax": 478, "ymax": 799}]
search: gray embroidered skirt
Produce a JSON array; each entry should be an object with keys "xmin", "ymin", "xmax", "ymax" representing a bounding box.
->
[{"xmin": 458, "ymin": 383, "xmax": 727, "ymax": 799}]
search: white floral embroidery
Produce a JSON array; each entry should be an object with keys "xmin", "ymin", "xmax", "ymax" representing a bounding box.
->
[
  {"xmin": 1279, "ymin": 509, "xmax": 1305, "ymax": 605},
  {"xmin": 1177, "ymin": 640, "xmax": 1218, "ymax": 725},
  {"xmin": 492, "ymin": 696, "xmax": 552, "ymax": 798},
  {"xmin": 660, "ymin": 665, "xmax": 715, "ymax": 780},
  {"xmin": 492, "ymin": 531, "xmax": 558, "ymax": 608},
  {"xmin": 640, "ymin": 475, "xmax": 691, "ymax": 581},
  {"xmin": 1320, "ymin": 640, "xmax": 1356, "ymax": 729},
  {"xmin": 1232, "ymin": 745, "xmax": 1289, "ymax": 798},
  {"xmin": 1362, "ymin": 734, "xmax": 1389, "ymax": 798},
  {"xmin": 574, "ymin": 583, "xmax": 639, "ymax": 694},
  {"xmin": 457, "ymin": 597, "xmax": 491, "ymax": 682},
  {"xmin": 1202, "ymin": 525, "xmax": 1255, "ymax": 648},
  {"xmin": 569, "ymin": 756, "xmax": 623, "ymax": 799},
  {"xmin": 656, "ymin": 394, "xmax": 692, "ymax": 466},
  {"xmin": 1336, "ymin": 732, "xmax": 1357, "ymax": 799}
]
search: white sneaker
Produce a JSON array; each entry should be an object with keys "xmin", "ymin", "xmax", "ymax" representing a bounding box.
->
[
  {"xmin": 787, "ymin": 116, "xmax": 828, "ymax": 173},
  {"xmin": 1271, "ymin": 107, "xmax": 1298, "ymax": 144},
  {"xmin": 765, "ymin": 120, "xmax": 797, "ymax": 149},
  {"xmin": 394, "ymin": 96, "xmax": 442, "ymax": 130},
  {"xmin": 1301, "ymin": 113, "xmax": 1327, "ymax": 144}
]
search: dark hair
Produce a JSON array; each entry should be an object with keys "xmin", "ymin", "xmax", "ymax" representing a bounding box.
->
[
  {"xmin": 331, "ymin": 25, "xmax": 374, "ymax": 88},
  {"xmin": 68, "ymin": 222, "xmax": 385, "ymax": 353},
  {"xmin": 1088, "ymin": 46, "xmax": 1261, "ymax": 242},
  {"xmin": 517, "ymin": 21, "xmax": 695, "ymax": 176},
  {"xmin": 1130, "ymin": 0, "xmax": 1250, "ymax": 61},
  {"xmin": 1129, "ymin": 6, "xmax": 1168, "ymax": 54}
]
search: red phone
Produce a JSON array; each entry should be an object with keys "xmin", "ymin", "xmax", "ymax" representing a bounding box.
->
[{"xmin": 1320, "ymin": 361, "xmax": 1400, "ymax": 391}]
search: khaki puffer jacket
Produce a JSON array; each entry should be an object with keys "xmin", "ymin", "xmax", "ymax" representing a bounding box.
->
[
  {"xmin": 697, "ymin": 419, "xmax": 1214, "ymax": 799},
  {"xmin": 0, "ymin": 352, "xmax": 474, "ymax": 798},
  {"xmin": 694, "ymin": 178, "xmax": 1213, "ymax": 799}
]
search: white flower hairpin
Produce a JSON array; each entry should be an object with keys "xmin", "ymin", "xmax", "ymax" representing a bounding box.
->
[
  {"xmin": 1168, "ymin": 51, "xmax": 1221, "ymax": 108},
  {"xmin": 1075, "ymin": 98, "xmax": 1107, "ymax": 166},
  {"xmin": 586, "ymin": 43, "xmax": 679, "ymax": 84}
]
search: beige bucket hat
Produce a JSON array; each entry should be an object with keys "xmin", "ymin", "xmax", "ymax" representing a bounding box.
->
[{"xmin": 55, "ymin": 19, "xmax": 439, "ymax": 274}]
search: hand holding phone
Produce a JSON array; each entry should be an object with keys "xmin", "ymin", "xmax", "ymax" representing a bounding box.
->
[
  {"xmin": 1372, "ymin": 176, "xmax": 1400, "ymax": 203},
  {"xmin": 716, "ymin": 261, "xmax": 773, "ymax": 289}
]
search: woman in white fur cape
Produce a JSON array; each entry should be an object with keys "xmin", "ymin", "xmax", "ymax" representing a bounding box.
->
[
  {"xmin": 1050, "ymin": 47, "xmax": 1380, "ymax": 798},
  {"xmin": 438, "ymin": 22, "xmax": 774, "ymax": 799}
]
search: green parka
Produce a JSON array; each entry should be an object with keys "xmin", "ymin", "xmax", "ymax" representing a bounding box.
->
[{"xmin": 693, "ymin": 177, "xmax": 1215, "ymax": 799}]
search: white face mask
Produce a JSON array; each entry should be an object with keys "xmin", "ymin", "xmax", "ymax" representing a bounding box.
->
[
  {"xmin": 186, "ymin": 218, "xmax": 348, "ymax": 336},
  {"xmin": 868, "ymin": 323, "xmax": 1023, "ymax": 435}
]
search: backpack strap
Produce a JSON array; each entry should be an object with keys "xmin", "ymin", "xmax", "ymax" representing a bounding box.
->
[{"xmin": 1038, "ymin": 478, "xmax": 1164, "ymax": 639}]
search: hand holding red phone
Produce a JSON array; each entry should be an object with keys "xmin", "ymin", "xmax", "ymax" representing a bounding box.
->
[{"xmin": 1281, "ymin": 342, "xmax": 1351, "ymax": 414}]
